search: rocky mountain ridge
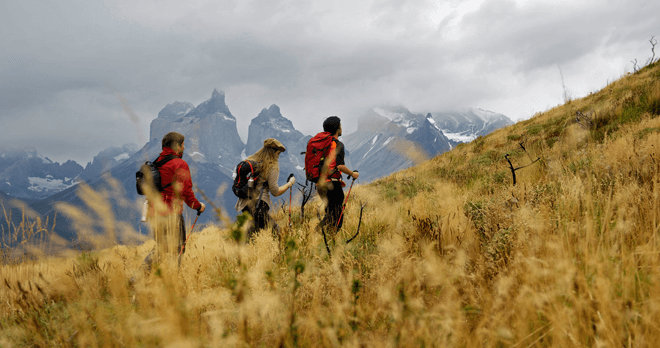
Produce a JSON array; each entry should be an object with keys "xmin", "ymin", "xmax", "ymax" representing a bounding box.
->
[
  {"xmin": 0, "ymin": 145, "xmax": 139, "ymax": 201},
  {"xmin": 1, "ymin": 90, "xmax": 512, "ymax": 242}
]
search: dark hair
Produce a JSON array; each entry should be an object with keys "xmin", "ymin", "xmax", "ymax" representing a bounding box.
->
[
  {"xmin": 162, "ymin": 132, "xmax": 185, "ymax": 149},
  {"xmin": 323, "ymin": 116, "xmax": 341, "ymax": 135}
]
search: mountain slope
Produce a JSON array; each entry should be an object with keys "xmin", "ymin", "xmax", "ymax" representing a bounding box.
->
[{"xmin": 343, "ymin": 106, "xmax": 452, "ymax": 183}]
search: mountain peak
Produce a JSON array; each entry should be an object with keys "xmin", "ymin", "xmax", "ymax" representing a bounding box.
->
[
  {"xmin": 252, "ymin": 104, "xmax": 296, "ymax": 131},
  {"xmin": 158, "ymin": 101, "xmax": 195, "ymax": 119},
  {"xmin": 255, "ymin": 104, "xmax": 282, "ymax": 121},
  {"xmin": 184, "ymin": 89, "xmax": 232, "ymax": 120},
  {"xmin": 356, "ymin": 109, "xmax": 390, "ymax": 132},
  {"xmin": 211, "ymin": 88, "xmax": 225, "ymax": 99},
  {"xmin": 246, "ymin": 105, "xmax": 303, "ymax": 155},
  {"xmin": 267, "ymin": 104, "xmax": 280, "ymax": 114}
]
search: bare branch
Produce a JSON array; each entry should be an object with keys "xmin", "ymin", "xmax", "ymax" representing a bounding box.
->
[
  {"xmin": 297, "ymin": 181, "xmax": 316, "ymax": 221},
  {"xmin": 505, "ymin": 152, "xmax": 541, "ymax": 187},
  {"xmin": 651, "ymin": 36, "xmax": 657, "ymax": 64},
  {"xmin": 575, "ymin": 109, "xmax": 595, "ymax": 129}
]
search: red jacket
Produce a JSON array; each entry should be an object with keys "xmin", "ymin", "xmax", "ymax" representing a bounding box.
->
[{"xmin": 155, "ymin": 147, "xmax": 202, "ymax": 214}]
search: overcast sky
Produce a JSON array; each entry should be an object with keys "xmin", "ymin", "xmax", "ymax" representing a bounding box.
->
[{"xmin": 1, "ymin": 0, "xmax": 658, "ymax": 164}]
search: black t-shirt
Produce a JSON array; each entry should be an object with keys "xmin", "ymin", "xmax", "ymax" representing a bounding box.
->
[{"xmin": 334, "ymin": 139, "xmax": 345, "ymax": 167}]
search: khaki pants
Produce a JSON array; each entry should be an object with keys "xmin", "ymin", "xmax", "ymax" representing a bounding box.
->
[{"xmin": 143, "ymin": 214, "xmax": 186, "ymax": 269}]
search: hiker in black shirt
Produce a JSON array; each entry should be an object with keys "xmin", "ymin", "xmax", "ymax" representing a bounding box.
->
[{"xmin": 318, "ymin": 116, "xmax": 359, "ymax": 230}]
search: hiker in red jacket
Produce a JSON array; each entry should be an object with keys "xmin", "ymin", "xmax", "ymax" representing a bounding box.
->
[
  {"xmin": 318, "ymin": 116, "xmax": 359, "ymax": 230},
  {"xmin": 144, "ymin": 131, "xmax": 205, "ymax": 268}
]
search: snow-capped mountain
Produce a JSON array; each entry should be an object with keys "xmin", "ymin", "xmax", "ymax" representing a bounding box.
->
[
  {"xmin": 30, "ymin": 89, "xmax": 243, "ymax": 240},
  {"xmin": 245, "ymin": 105, "xmax": 310, "ymax": 181},
  {"xmin": 0, "ymin": 149, "xmax": 84, "ymax": 200},
  {"xmin": 0, "ymin": 144, "xmax": 140, "ymax": 201},
  {"xmin": 431, "ymin": 108, "xmax": 513, "ymax": 143},
  {"xmin": 343, "ymin": 106, "xmax": 452, "ymax": 183}
]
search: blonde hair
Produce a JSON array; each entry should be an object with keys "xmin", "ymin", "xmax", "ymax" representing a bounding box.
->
[{"xmin": 247, "ymin": 146, "xmax": 280, "ymax": 179}]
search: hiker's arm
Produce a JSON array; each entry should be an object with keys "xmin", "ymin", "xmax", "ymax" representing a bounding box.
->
[
  {"xmin": 275, "ymin": 176, "xmax": 295, "ymax": 196},
  {"xmin": 267, "ymin": 169, "xmax": 295, "ymax": 197},
  {"xmin": 337, "ymin": 165, "xmax": 359, "ymax": 180},
  {"xmin": 175, "ymin": 164, "xmax": 202, "ymax": 211}
]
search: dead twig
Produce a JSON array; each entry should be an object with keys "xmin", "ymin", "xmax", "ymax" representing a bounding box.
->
[
  {"xmin": 297, "ymin": 181, "xmax": 316, "ymax": 221},
  {"xmin": 504, "ymin": 152, "xmax": 541, "ymax": 186}
]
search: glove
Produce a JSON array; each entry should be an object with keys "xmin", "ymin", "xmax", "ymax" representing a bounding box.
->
[
  {"xmin": 197, "ymin": 202, "xmax": 206, "ymax": 214},
  {"xmin": 287, "ymin": 173, "xmax": 295, "ymax": 184}
]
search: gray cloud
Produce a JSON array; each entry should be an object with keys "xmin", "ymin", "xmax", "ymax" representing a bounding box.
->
[{"xmin": 1, "ymin": 0, "xmax": 659, "ymax": 164}]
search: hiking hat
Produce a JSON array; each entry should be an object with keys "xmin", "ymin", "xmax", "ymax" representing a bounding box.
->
[{"xmin": 264, "ymin": 138, "xmax": 286, "ymax": 152}]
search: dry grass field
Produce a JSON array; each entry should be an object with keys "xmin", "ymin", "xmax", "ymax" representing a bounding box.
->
[{"xmin": 2, "ymin": 61, "xmax": 660, "ymax": 347}]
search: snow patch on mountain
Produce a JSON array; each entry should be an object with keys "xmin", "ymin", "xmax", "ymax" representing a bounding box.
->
[
  {"xmin": 471, "ymin": 108, "xmax": 499, "ymax": 122},
  {"xmin": 442, "ymin": 131, "xmax": 478, "ymax": 143},
  {"xmin": 28, "ymin": 176, "xmax": 77, "ymax": 192},
  {"xmin": 373, "ymin": 107, "xmax": 406, "ymax": 120},
  {"xmin": 393, "ymin": 116, "xmax": 413, "ymax": 127},
  {"xmin": 40, "ymin": 156, "xmax": 53, "ymax": 164},
  {"xmin": 114, "ymin": 153, "xmax": 129, "ymax": 162},
  {"xmin": 427, "ymin": 115, "xmax": 441, "ymax": 131}
]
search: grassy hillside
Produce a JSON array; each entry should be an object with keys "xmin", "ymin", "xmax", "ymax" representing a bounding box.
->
[{"xmin": 2, "ymin": 61, "xmax": 660, "ymax": 347}]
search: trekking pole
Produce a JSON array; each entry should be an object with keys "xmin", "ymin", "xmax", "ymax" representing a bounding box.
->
[
  {"xmin": 289, "ymin": 188, "xmax": 292, "ymax": 226},
  {"xmin": 287, "ymin": 174, "xmax": 294, "ymax": 227},
  {"xmin": 336, "ymin": 170, "xmax": 358, "ymax": 228},
  {"xmin": 179, "ymin": 210, "xmax": 202, "ymax": 256}
]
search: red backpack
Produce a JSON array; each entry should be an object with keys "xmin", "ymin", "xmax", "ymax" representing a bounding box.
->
[{"xmin": 304, "ymin": 132, "xmax": 336, "ymax": 183}]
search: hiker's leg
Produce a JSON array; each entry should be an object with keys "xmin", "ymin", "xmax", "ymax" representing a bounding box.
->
[
  {"xmin": 177, "ymin": 214, "xmax": 186, "ymax": 266},
  {"xmin": 264, "ymin": 208, "xmax": 279, "ymax": 240},
  {"xmin": 177, "ymin": 214, "xmax": 186, "ymax": 255},
  {"xmin": 248, "ymin": 202, "xmax": 270, "ymax": 241},
  {"xmin": 149, "ymin": 216, "xmax": 168, "ymax": 265},
  {"xmin": 242, "ymin": 207, "xmax": 257, "ymax": 242},
  {"xmin": 256, "ymin": 202, "xmax": 269, "ymax": 230},
  {"xmin": 326, "ymin": 181, "xmax": 345, "ymax": 229}
]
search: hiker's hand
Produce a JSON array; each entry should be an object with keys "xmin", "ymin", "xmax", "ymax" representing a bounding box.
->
[
  {"xmin": 287, "ymin": 173, "xmax": 295, "ymax": 183},
  {"xmin": 351, "ymin": 171, "xmax": 359, "ymax": 180},
  {"xmin": 197, "ymin": 203, "xmax": 206, "ymax": 213},
  {"xmin": 288, "ymin": 175, "xmax": 296, "ymax": 186}
]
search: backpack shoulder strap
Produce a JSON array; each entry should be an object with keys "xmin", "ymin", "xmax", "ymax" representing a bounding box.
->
[
  {"xmin": 154, "ymin": 155, "xmax": 179, "ymax": 190},
  {"xmin": 154, "ymin": 154, "xmax": 178, "ymax": 167}
]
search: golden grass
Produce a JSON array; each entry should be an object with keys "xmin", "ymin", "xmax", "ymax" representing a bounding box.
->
[{"xmin": 2, "ymin": 62, "xmax": 660, "ymax": 347}]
